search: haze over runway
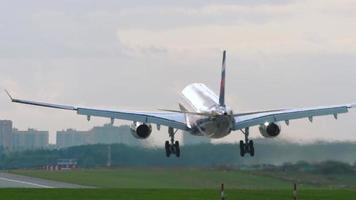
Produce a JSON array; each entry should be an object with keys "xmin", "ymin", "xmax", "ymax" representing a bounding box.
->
[{"xmin": 0, "ymin": 0, "xmax": 356, "ymax": 144}]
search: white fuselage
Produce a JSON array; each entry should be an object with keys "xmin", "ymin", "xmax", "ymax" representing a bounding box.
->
[{"xmin": 180, "ymin": 83, "xmax": 235, "ymax": 138}]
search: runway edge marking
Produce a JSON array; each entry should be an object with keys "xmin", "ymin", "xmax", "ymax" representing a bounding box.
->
[{"xmin": 0, "ymin": 177, "xmax": 54, "ymax": 188}]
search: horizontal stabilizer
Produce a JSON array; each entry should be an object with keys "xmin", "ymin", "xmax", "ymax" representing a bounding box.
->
[
  {"xmin": 158, "ymin": 109, "xmax": 215, "ymax": 117},
  {"xmin": 179, "ymin": 103, "xmax": 188, "ymax": 112}
]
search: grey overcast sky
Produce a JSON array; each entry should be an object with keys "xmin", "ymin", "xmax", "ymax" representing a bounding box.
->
[{"xmin": 0, "ymin": 0, "xmax": 356, "ymax": 145}]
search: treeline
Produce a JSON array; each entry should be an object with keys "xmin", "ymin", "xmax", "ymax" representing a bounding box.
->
[
  {"xmin": 275, "ymin": 161, "xmax": 356, "ymax": 175},
  {"xmin": 1, "ymin": 140, "xmax": 356, "ymax": 169}
]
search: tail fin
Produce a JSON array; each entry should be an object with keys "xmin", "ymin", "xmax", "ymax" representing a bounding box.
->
[{"xmin": 219, "ymin": 50, "xmax": 226, "ymax": 107}]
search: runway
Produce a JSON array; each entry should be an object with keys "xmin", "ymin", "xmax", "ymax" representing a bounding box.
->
[{"xmin": 0, "ymin": 172, "xmax": 89, "ymax": 188}]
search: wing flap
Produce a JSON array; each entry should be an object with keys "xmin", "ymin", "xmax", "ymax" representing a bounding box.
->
[{"xmin": 77, "ymin": 108, "xmax": 189, "ymax": 130}]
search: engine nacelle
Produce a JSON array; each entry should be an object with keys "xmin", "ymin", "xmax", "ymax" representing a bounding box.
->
[
  {"xmin": 259, "ymin": 122, "xmax": 281, "ymax": 138},
  {"xmin": 130, "ymin": 122, "xmax": 152, "ymax": 139}
]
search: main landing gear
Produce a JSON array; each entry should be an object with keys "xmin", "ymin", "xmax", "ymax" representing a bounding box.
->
[
  {"xmin": 240, "ymin": 127, "xmax": 255, "ymax": 157},
  {"xmin": 165, "ymin": 127, "xmax": 180, "ymax": 158}
]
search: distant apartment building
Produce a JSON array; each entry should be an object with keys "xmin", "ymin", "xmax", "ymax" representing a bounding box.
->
[
  {"xmin": 12, "ymin": 128, "xmax": 49, "ymax": 150},
  {"xmin": 182, "ymin": 132, "xmax": 211, "ymax": 146},
  {"xmin": 57, "ymin": 129, "xmax": 89, "ymax": 148},
  {"xmin": 0, "ymin": 120, "xmax": 13, "ymax": 149},
  {"xmin": 56, "ymin": 124, "xmax": 140, "ymax": 148},
  {"xmin": 90, "ymin": 124, "xmax": 140, "ymax": 146}
]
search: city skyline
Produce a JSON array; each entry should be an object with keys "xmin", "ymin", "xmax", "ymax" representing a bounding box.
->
[
  {"xmin": 0, "ymin": 119, "xmax": 211, "ymax": 148},
  {"xmin": 0, "ymin": 120, "xmax": 48, "ymax": 150}
]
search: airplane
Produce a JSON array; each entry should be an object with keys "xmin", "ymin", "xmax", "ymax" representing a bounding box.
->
[{"xmin": 5, "ymin": 50, "xmax": 356, "ymax": 158}]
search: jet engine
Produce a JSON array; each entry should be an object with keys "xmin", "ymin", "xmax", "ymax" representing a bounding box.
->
[
  {"xmin": 259, "ymin": 122, "xmax": 281, "ymax": 138},
  {"xmin": 130, "ymin": 122, "xmax": 152, "ymax": 139}
]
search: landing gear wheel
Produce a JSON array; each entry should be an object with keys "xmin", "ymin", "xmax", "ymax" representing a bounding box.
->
[
  {"xmin": 165, "ymin": 127, "xmax": 180, "ymax": 158},
  {"xmin": 239, "ymin": 127, "xmax": 255, "ymax": 157},
  {"xmin": 249, "ymin": 140, "xmax": 255, "ymax": 157},
  {"xmin": 174, "ymin": 141, "xmax": 180, "ymax": 158},
  {"xmin": 165, "ymin": 141, "xmax": 171, "ymax": 157},
  {"xmin": 239, "ymin": 140, "xmax": 245, "ymax": 157}
]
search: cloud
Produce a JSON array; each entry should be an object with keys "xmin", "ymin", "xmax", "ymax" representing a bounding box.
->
[{"xmin": 116, "ymin": 0, "xmax": 356, "ymax": 57}]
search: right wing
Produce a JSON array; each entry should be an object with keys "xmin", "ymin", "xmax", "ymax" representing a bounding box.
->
[
  {"xmin": 234, "ymin": 104, "xmax": 355, "ymax": 130},
  {"xmin": 6, "ymin": 91, "xmax": 190, "ymax": 131}
]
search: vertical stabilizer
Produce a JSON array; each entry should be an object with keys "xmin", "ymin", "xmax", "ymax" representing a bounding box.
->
[{"xmin": 219, "ymin": 50, "xmax": 226, "ymax": 107}]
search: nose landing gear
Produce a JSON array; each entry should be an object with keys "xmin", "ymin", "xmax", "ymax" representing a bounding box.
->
[
  {"xmin": 165, "ymin": 127, "xmax": 180, "ymax": 158},
  {"xmin": 240, "ymin": 127, "xmax": 254, "ymax": 157}
]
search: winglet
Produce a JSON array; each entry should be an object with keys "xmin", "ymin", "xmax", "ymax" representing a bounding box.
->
[{"xmin": 4, "ymin": 90, "xmax": 14, "ymax": 101}]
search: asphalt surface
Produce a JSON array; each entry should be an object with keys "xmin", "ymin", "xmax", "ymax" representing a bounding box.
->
[{"xmin": 0, "ymin": 172, "xmax": 89, "ymax": 188}]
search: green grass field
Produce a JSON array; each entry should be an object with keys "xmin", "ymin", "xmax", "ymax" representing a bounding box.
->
[
  {"xmin": 7, "ymin": 168, "xmax": 356, "ymax": 199},
  {"xmin": 12, "ymin": 168, "xmax": 312, "ymax": 189},
  {"xmin": 0, "ymin": 188, "xmax": 356, "ymax": 200}
]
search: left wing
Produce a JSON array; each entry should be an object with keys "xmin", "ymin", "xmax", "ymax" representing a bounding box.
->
[
  {"xmin": 5, "ymin": 91, "xmax": 189, "ymax": 131},
  {"xmin": 234, "ymin": 104, "xmax": 356, "ymax": 130}
]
